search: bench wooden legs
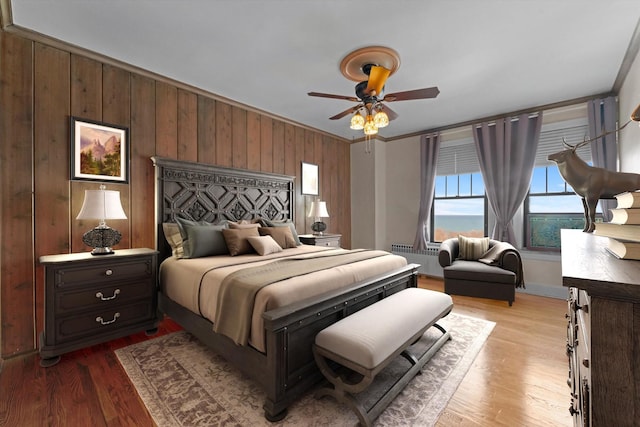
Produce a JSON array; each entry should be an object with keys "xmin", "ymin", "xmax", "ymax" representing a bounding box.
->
[{"xmin": 314, "ymin": 323, "xmax": 451, "ymax": 427}]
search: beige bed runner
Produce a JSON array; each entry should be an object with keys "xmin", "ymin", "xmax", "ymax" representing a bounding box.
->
[{"xmin": 214, "ymin": 250, "xmax": 387, "ymax": 345}]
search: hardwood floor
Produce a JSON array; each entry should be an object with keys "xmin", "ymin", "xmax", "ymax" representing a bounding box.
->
[{"xmin": 0, "ymin": 277, "xmax": 571, "ymax": 426}]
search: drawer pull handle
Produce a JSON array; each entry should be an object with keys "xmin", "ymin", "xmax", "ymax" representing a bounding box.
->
[
  {"xmin": 96, "ymin": 312, "xmax": 120, "ymax": 325},
  {"xmin": 105, "ymin": 269, "xmax": 113, "ymax": 276},
  {"xmin": 96, "ymin": 289, "xmax": 120, "ymax": 301}
]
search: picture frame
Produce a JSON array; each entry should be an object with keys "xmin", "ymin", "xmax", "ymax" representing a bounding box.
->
[
  {"xmin": 71, "ymin": 117, "xmax": 129, "ymax": 183},
  {"xmin": 301, "ymin": 162, "xmax": 319, "ymax": 195}
]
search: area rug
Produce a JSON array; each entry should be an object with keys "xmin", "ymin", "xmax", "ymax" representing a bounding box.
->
[{"xmin": 116, "ymin": 312, "xmax": 494, "ymax": 426}]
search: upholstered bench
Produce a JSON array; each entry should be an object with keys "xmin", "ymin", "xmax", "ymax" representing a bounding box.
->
[{"xmin": 313, "ymin": 288, "xmax": 453, "ymax": 426}]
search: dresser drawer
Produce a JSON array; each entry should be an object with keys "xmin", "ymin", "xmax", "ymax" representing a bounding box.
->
[
  {"xmin": 53, "ymin": 258, "xmax": 153, "ymax": 288},
  {"xmin": 55, "ymin": 280, "xmax": 154, "ymax": 314},
  {"xmin": 53, "ymin": 300, "xmax": 155, "ymax": 344}
]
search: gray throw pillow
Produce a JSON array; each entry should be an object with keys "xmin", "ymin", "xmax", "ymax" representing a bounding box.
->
[{"xmin": 175, "ymin": 217, "xmax": 229, "ymax": 258}]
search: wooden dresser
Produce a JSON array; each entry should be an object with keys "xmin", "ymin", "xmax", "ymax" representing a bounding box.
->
[{"xmin": 561, "ymin": 229, "xmax": 640, "ymax": 427}]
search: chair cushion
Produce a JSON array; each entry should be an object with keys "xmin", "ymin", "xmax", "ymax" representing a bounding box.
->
[{"xmin": 444, "ymin": 260, "xmax": 516, "ymax": 284}]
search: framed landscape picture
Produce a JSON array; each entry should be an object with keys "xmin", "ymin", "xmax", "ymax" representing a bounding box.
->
[{"xmin": 71, "ymin": 117, "xmax": 129, "ymax": 183}]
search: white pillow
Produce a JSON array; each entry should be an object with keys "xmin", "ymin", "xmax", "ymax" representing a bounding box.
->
[{"xmin": 247, "ymin": 235, "xmax": 283, "ymax": 256}]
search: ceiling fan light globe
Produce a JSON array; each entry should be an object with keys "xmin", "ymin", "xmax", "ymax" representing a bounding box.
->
[
  {"xmin": 350, "ymin": 111, "xmax": 365, "ymax": 130},
  {"xmin": 363, "ymin": 116, "xmax": 378, "ymax": 135},
  {"xmin": 373, "ymin": 110, "xmax": 389, "ymax": 128}
]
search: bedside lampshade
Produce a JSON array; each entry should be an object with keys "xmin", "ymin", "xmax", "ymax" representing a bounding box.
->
[
  {"xmin": 307, "ymin": 200, "xmax": 330, "ymax": 235},
  {"xmin": 76, "ymin": 184, "xmax": 127, "ymax": 255}
]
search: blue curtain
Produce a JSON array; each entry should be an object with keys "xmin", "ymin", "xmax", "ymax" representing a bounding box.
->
[{"xmin": 413, "ymin": 133, "xmax": 440, "ymax": 249}]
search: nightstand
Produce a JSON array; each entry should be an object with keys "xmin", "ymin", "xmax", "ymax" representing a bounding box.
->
[
  {"xmin": 38, "ymin": 248, "xmax": 159, "ymax": 367},
  {"xmin": 299, "ymin": 233, "xmax": 342, "ymax": 247}
]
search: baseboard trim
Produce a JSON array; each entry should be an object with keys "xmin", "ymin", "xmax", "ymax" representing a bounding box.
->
[{"xmin": 517, "ymin": 282, "xmax": 567, "ymax": 300}]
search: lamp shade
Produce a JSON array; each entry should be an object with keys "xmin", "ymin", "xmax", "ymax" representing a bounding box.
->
[
  {"xmin": 307, "ymin": 201, "xmax": 329, "ymax": 218},
  {"xmin": 76, "ymin": 188, "xmax": 127, "ymax": 221}
]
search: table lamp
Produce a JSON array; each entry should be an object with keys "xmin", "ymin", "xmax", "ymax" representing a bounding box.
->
[
  {"xmin": 76, "ymin": 184, "xmax": 127, "ymax": 255},
  {"xmin": 308, "ymin": 200, "xmax": 330, "ymax": 235}
]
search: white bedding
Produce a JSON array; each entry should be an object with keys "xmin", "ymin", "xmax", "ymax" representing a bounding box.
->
[{"xmin": 159, "ymin": 246, "xmax": 408, "ymax": 352}]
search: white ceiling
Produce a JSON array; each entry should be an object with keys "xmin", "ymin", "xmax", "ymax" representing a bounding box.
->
[{"xmin": 8, "ymin": 1, "xmax": 640, "ymax": 140}]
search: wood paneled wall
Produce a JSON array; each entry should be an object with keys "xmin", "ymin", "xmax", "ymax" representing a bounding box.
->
[{"xmin": 0, "ymin": 31, "xmax": 351, "ymax": 359}]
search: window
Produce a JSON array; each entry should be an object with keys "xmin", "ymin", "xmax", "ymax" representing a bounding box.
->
[
  {"xmin": 524, "ymin": 117, "xmax": 599, "ymax": 250},
  {"xmin": 432, "ymin": 138, "xmax": 487, "ymax": 242}
]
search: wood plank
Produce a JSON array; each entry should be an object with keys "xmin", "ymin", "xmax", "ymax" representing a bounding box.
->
[
  {"xmin": 103, "ymin": 64, "xmax": 132, "ymax": 250},
  {"xmin": 232, "ymin": 106, "xmax": 247, "ymax": 169},
  {"xmin": 0, "ymin": 31, "xmax": 35, "ymax": 358},
  {"xmin": 130, "ymin": 75, "xmax": 156, "ymax": 249},
  {"xmin": 33, "ymin": 42, "xmax": 71, "ymax": 343},
  {"xmin": 246, "ymin": 110, "xmax": 261, "ymax": 171},
  {"xmin": 260, "ymin": 115, "xmax": 273, "ymax": 173},
  {"xmin": 155, "ymin": 81, "xmax": 178, "ymax": 159},
  {"xmin": 215, "ymin": 101, "xmax": 233, "ymax": 167},
  {"xmin": 177, "ymin": 89, "xmax": 198, "ymax": 162},
  {"xmin": 340, "ymin": 140, "xmax": 351, "ymax": 248},
  {"xmin": 328, "ymin": 137, "xmax": 338, "ymax": 238},
  {"xmin": 272, "ymin": 120, "xmax": 285, "ymax": 174},
  {"xmin": 284, "ymin": 124, "xmax": 300, "ymax": 228},
  {"xmin": 70, "ymin": 54, "xmax": 103, "ymax": 253},
  {"xmin": 196, "ymin": 95, "xmax": 216, "ymax": 164}
]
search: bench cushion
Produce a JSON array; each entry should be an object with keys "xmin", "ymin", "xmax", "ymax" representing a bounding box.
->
[{"xmin": 315, "ymin": 288, "xmax": 452, "ymax": 370}]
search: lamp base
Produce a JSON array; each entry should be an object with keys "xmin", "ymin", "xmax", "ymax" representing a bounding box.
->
[
  {"xmin": 311, "ymin": 221, "xmax": 327, "ymax": 236},
  {"xmin": 90, "ymin": 247, "xmax": 115, "ymax": 255},
  {"xmin": 83, "ymin": 226, "xmax": 121, "ymax": 256}
]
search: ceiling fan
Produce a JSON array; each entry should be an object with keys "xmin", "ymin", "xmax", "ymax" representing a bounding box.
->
[{"xmin": 308, "ymin": 46, "xmax": 440, "ymax": 136}]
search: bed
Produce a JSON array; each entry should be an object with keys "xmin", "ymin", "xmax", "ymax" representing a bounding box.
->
[{"xmin": 151, "ymin": 156, "xmax": 419, "ymax": 421}]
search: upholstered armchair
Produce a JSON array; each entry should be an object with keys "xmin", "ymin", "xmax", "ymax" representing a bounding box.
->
[{"xmin": 438, "ymin": 237, "xmax": 523, "ymax": 306}]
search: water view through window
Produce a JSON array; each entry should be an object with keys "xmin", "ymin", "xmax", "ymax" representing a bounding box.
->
[{"xmin": 433, "ymin": 198, "xmax": 485, "ymax": 241}]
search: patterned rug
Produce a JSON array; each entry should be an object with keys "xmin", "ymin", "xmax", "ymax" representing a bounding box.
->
[{"xmin": 116, "ymin": 312, "xmax": 494, "ymax": 426}]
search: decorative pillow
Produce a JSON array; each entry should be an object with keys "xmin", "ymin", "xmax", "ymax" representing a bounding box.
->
[
  {"xmin": 458, "ymin": 235, "xmax": 490, "ymax": 261},
  {"xmin": 259, "ymin": 226, "xmax": 297, "ymax": 249},
  {"xmin": 162, "ymin": 222, "xmax": 184, "ymax": 258},
  {"xmin": 222, "ymin": 227, "xmax": 260, "ymax": 256},
  {"xmin": 175, "ymin": 217, "xmax": 229, "ymax": 259},
  {"xmin": 247, "ymin": 235, "xmax": 283, "ymax": 256},
  {"xmin": 228, "ymin": 221, "xmax": 261, "ymax": 229},
  {"xmin": 259, "ymin": 219, "xmax": 301, "ymax": 245}
]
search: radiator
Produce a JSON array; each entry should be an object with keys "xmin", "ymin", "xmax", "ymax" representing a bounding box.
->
[{"xmin": 391, "ymin": 243, "xmax": 443, "ymax": 277}]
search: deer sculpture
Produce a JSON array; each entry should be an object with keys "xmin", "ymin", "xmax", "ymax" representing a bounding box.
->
[{"xmin": 548, "ymin": 137, "xmax": 640, "ymax": 232}]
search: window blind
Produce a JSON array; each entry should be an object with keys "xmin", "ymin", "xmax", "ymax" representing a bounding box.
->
[{"xmin": 436, "ymin": 117, "xmax": 590, "ymax": 176}]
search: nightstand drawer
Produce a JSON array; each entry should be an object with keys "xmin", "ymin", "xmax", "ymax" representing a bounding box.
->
[
  {"xmin": 55, "ymin": 280, "xmax": 154, "ymax": 314},
  {"xmin": 53, "ymin": 259, "xmax": 153, "ymax": 288},
  {"xmin": 53, "ymin": 300, "xmax": 155, "ymax": 344},
  {"xmin": 317, "ymin": 239, "xmax": 339, "ymax": 247},
  {"xmin": 299, "ymin": 234, "xmax": 341, "ymax": 247}
]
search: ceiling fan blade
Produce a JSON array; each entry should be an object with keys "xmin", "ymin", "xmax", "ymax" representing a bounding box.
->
[
  {"xmin": 383, "ymin": 86, "xmax": 440, "ymax": 102},
  {"xmin": 380, "ymin": 104, "xmax": 399, "ymax": 121},
  {"xmin": 366, "ymin": 66, "xmax": 391, "ymax": 96},
  {"xmin": 329, "ymin": 105, "xmax": 361, "ymax": 120},
  {"xmin": 308, "ymin": 92, "xmax": 359, "ymax": 102}
]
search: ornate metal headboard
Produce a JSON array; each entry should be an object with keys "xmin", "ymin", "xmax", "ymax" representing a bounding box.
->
[{"xmin": 151, "ymin": 156, "xmax": 295, "ymax": 262}]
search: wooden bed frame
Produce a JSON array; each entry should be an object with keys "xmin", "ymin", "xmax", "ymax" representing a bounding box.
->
[{"xmin": 151, "ymin": 156, "xmax": 419, "ymax": 421}]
